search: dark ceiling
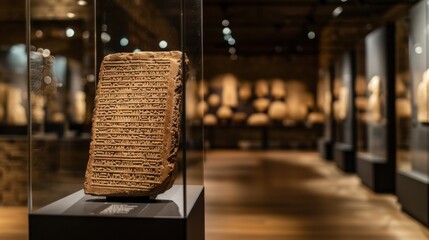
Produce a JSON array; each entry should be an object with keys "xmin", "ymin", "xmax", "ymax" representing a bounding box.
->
[{"xmin": 203, "ymin": 0, "xmax": 417, "ymax": 62}]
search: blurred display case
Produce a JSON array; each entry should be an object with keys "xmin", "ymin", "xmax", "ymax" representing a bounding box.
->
[
  {"xmin": 318, "ymin": 66, "xmax": 335, "ymax": 160},
  {"xmin": 333, "ymin": 51, "xmax": 357, "ymax": 172},
  {"xmin": 356, "ymin": 24, "xmax": 396, "ymax": 193},
  {"xmin": 0, "ymin": 0, "xmax": 28, "ymax": 207},
  {"xmin": 397, "ymin": 0, "xmax": 429, "ymax": 227},
  {"xmin": 27, "ymin": 0, "xmax": 204, "ymax": 239}
]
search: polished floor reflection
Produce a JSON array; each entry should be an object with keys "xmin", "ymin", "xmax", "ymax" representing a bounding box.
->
[
  {"xmin": 1, "ymin": 150, "xmax": 429, "ymax": 240},
  {"xmin": 205, "ymin": 150, "xmax": 429, "ymax": 240}
]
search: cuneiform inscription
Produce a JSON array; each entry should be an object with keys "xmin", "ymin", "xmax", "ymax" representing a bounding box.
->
[{"xmin": 90, "ymin": 56, "xmax": 172, "ymax": 191}]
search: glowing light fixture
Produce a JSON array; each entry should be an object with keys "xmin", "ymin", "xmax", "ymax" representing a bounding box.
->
[
  {"xmin": 120, "ymin": 38, "xmax": 129, "ymax": 47},
  {"xmin": 101, "ymin": 32, "xmax": 111, "ymax": 43},
  {"xmin": 415, "ymin": 45, "xmax": 423, "ymax": 54},
  {"xmin": 332, "ymin": 6, "xmax": 343, "ymax": 17},
  {"xmin": 228, "ymin": 37, "xmax": 236, "ymax": 45},
  {"xmin": 35, "ymin": 30, "xmax": 43, "ymax": 38},
  {"xmin": 222, "ymin": 27, "xmax": 231, "ymax": 35},
  {"xmin": 159, "ymin": 40, "xmax": 168, "ymax": 49},
  {"xmin": 67, "ymin": 12, "xmax": 76, "ymax": 18},
  {"xmin": 228, "ymin": 47, "xmax": 236, "ymax": 54},
  {"xmin": 308, "ymin": 31, "xmax": 316, "ymax": 39},
  {"xmin": 222, "ymin": 19, "xmax": 230, "ymax": 27},
  {"xmin": 77, "ymin": 0, "xmax": 87, "ymax": 6},
  {"xmin": 66, "ymin": 28, "xmax": 75, "ymax": 37}
]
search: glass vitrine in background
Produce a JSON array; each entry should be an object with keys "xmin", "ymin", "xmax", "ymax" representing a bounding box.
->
[
  {"xmin": 0, "ymin": 0, "xmax": 27, "ymax": 208},
  {"xmin": 333, "ymin": 50, "xmax": 357, "ymax": 173},
  {"xmin": 356, "ymin": 24, "xmax": 396, "ymax": 193},
  {"xmin": 397, "ymin": 0, "xmax": 429, "ymax": 227},
  {"xmin": 318, "ymin": 66, "xmax": 335, "ymax": 160},
  {"xmin": 28, "ymin": 0, "xmax": 204, "ymax": 239}
]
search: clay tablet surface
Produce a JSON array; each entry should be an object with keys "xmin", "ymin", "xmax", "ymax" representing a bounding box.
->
[{"xmin": 84, "ymin": 51, "xmax": 184, "ymax": 197}]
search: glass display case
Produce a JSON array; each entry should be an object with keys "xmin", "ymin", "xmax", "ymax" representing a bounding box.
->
[
  {"xmin": 318, "ymin": 66, "xmax": 335, "ymax": 160},
  {"xmin": 356, "ymin": 24, "xmax": 396, "ymax": 193},
  {"xmin": 28, "ymin": 0, "xmax": 204, "ymax": 239},
  {"xmin": 0, "ymin": 0, "xmax": 27, "ymax": 207},
  {"xmin": 397, "ymin": 0, "xmax": 429, "ymax": 227},
  {"xmin": 333, "ymin": 51, "xmax": 357, "ymax": 172}
]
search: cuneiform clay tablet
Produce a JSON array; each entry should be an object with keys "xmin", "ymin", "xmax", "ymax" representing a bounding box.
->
[{"xmin": 84, "ymin": 51, "xmax": 185, "ymax": 197}]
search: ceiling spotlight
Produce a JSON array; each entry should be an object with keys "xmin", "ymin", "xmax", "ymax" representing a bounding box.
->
[
  {"xmin": 415, "ymin": 45, "xmax": 423, "ymax": 54},
  {"xmin": 230, "ymin": 54, "xmax": 238, "ymax": 61},
  {"xmin": 101, "ymin": 32, "xmax": 111, "ymax": 43},
  {"xmin": 120, "ymin": 37, "xmax": 129, "ymax": 47},
  {"xmin": 222, "ymin": 19, "xmax": 230, "ymax": 27},
  {"xmin": 308, "ymin": 31, "xmax": 316, "ymax": 39},
  {"xmin": 77, "ymin": 0, "xmax": 87, "ymax": 6},
  {"xmin": 35, "ymin": 30, "xmax": 43, "ymax": 38},
  {"xmin": 332, "ymin": 6, "xmax": 343, "ymax": 17},
  {"xmin": 66, "ymin": 12, "xmax": 76, "ymax": 18},
  {"xmin": 224, "ymin": 34, "xmax": 232, "ymax": 41},
  {"xmin": 222, "ymin": 27, "xmax": 232, "ymax": 35},
  {"xmin": 227, "ymin": 37, "xmax": 236, "ymax": 45},
  {"xmin": 228, "ymin": 47, "xmax": 236, "ymax": 54},
  {"xmin": 66, "ymin": 28, "xmax": 75, "ymax": 37},
  {"xmin": 159, "ymin": 40, "xmax": 168, "ymax": 49}
]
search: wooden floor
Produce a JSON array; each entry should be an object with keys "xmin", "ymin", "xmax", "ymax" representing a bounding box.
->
[
  {"xmin": 205, "ymin": 150, "xmax": 429, "ymax": 240},
  {"xmin": 1, "ymin": 150, "xmax": 429, "ymax": 240}
]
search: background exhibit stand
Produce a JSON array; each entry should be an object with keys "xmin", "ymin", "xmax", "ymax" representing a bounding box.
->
[
  {"xmin": 397, "ymin": 0, "xmax": 429, "ymax": 226},
  {"xmin": 29, "ymin": 186, "xmax": 204, "ymax": 240},
  {"xmin": 357, "ymin": 24, "xmax": 396, "ymax": 193},
  {"xmin": 318, "ymin": 65, "xmax": 335, "ymax": 160},
  {"xmin": 334, "ymin": 51, "xmax": 357, "ymax": 172}
]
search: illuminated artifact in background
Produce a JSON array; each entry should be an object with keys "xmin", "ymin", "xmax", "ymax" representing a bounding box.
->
[
  {"xmin": 355, "ymin": 97, "xmax": 368, "ymax": 111},
  {"xmin": 268, "ymin": 101, "xmax": 287, "ymax": 120},
  {"xmin": 355, "ymin": 75, "xmax": 367, "ymax": 96},
  {"xmin": 271, "ymin": 79, "xmax": 286, "ymax": 99},
  {"xmin": 197, "ymin": 100, "xmax": 208, "ymax": 118},
  {"xmin": 336, "ymin": 86, "xmax": 349, "ymax": 120},
  {"xmin": 247, "ymin": 113, "xmax": 269, "ymax": 126},
  {"xmin": 85, "ymin": 51, "xmax": 185, "ymax": 197},
  {"xmin": 198, "ymin": 82, "xmax": 208, "ymax": 100},
  {"xmin": 31, "ymin": 94, "xmax": 45, "ymax": 124},
  {"xmin": 417, "ymin": 69, "xmax": 429, "ymax": 123},
  {"xmin": 367, "ymin": 75, "xmax": 382, "ymax": 123},
  {"xmin": 217, "ymin": 105, "xmax": 233, "ymax": 120},
  {"xmin": 323, "ymin": 92, "xmax": 332, "ymax": 115},
  {"xmin": 233, "ymin": 112, "xmax": 247, "ymax": 123},
  {"xmin": 307, "ymin": 112, "xmax": 324, "ymax": 124},
  {"xmin": 208, "ymin": 94, "xmax": 221, "ymax": 107},
  {"xmin": 71, "ymin": 91, "xmax": 86, "ymax": 124},
  {"xmin": 253, "ymin": 98, "xmax": 270, "ymax": 112},
  {"xmin": 255, "ymin": 79, "xmax": 269, "ymax": 97},
  {"xmin": 396, "ymin": 98, "xmax": 411, "ymax": 118},
  {"xmin": 221, "ymin": 74, "xmax": 238, "ymax": 107},
  {"xmin": 239, "ymin": 82, "xmax": 252, "ymax": 101},
  {"xmin": 6, "ymin": 86, "xmax": 27, "ymax": 125},
  {"xmin": 0, "ymin": 83, "xmax": 5, "ymax": 122},
  {"xmin": 203, "ymin": 114, "xmax": 217, "ymax": 125}
]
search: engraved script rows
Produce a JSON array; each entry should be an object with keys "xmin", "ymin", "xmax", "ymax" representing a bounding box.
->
[{"xmin": 91, "ymin": 59, "xmax": 172, "ymax": 189}]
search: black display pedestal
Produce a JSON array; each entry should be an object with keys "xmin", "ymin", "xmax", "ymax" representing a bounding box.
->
[
  {"xmin": 357, "ymin": 153, "xmax": 395, "ymax": 193},
  {"xmin": 318, "ymin": 138, "xmax": 333, "ymax": 160},
  {"xmin": 29, "ymin": 185, "xmax": 204, "ymax": 240},
  {"xmin": 397, "ymin": 170, "xmax": 429, "ymax": 226},
  {"xmin": 334, "ymin": 143, "xmax": 355, "ymax": 172}
]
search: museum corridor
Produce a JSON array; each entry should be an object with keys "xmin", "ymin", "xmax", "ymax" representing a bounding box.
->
[{"xmin": 204, "ymin": 150, "xmax": 429, "ymax": 240}]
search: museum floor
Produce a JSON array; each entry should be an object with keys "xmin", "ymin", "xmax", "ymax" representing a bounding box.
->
[{"xmin": 1, "ymin": 150, "xmax": 429, "ymax": 240}]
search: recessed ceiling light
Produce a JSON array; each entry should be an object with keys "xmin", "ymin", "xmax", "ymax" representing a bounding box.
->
[
  {"xmin": 308, "ymin": 31, "xmax": 316, "ymax": 39},
  {"xmin": 222, "ymin": 27, "xmax": 231, "ymax": 35},
  {"xmin": 159, "ymin": 40, "xmax": 168, "ymax": 49},
  {"xmin": 332, "ymin": 6, "xmax": 343, "ymax": 17},
  {"xmin": 101, "ymin": 32, "xmax": 111, "ymax": 43},
  {"xmin": 228, "ymin": 47, "xmax": 236, "ymax": 54},
  {"xmin": 222, "ymin": 19, "xmax": 230, "ymax": 27},
  {"xmin": 120, "ymin": 38, "xmax": 129, "ymax": 47},
  {"xmin": 227, "ymin": 38, "xmax": 236, "ymax": 45},
  {"xmin": 67, "ymin": 12, "xmax": 76, "ymax": 18},
  {"xmin": 66, "ymin": 28, "xmax": 75, "ymax": 37},
  {"xmin": 77, "ymin": 0, "xmax": 87, "ymax": 6}
]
